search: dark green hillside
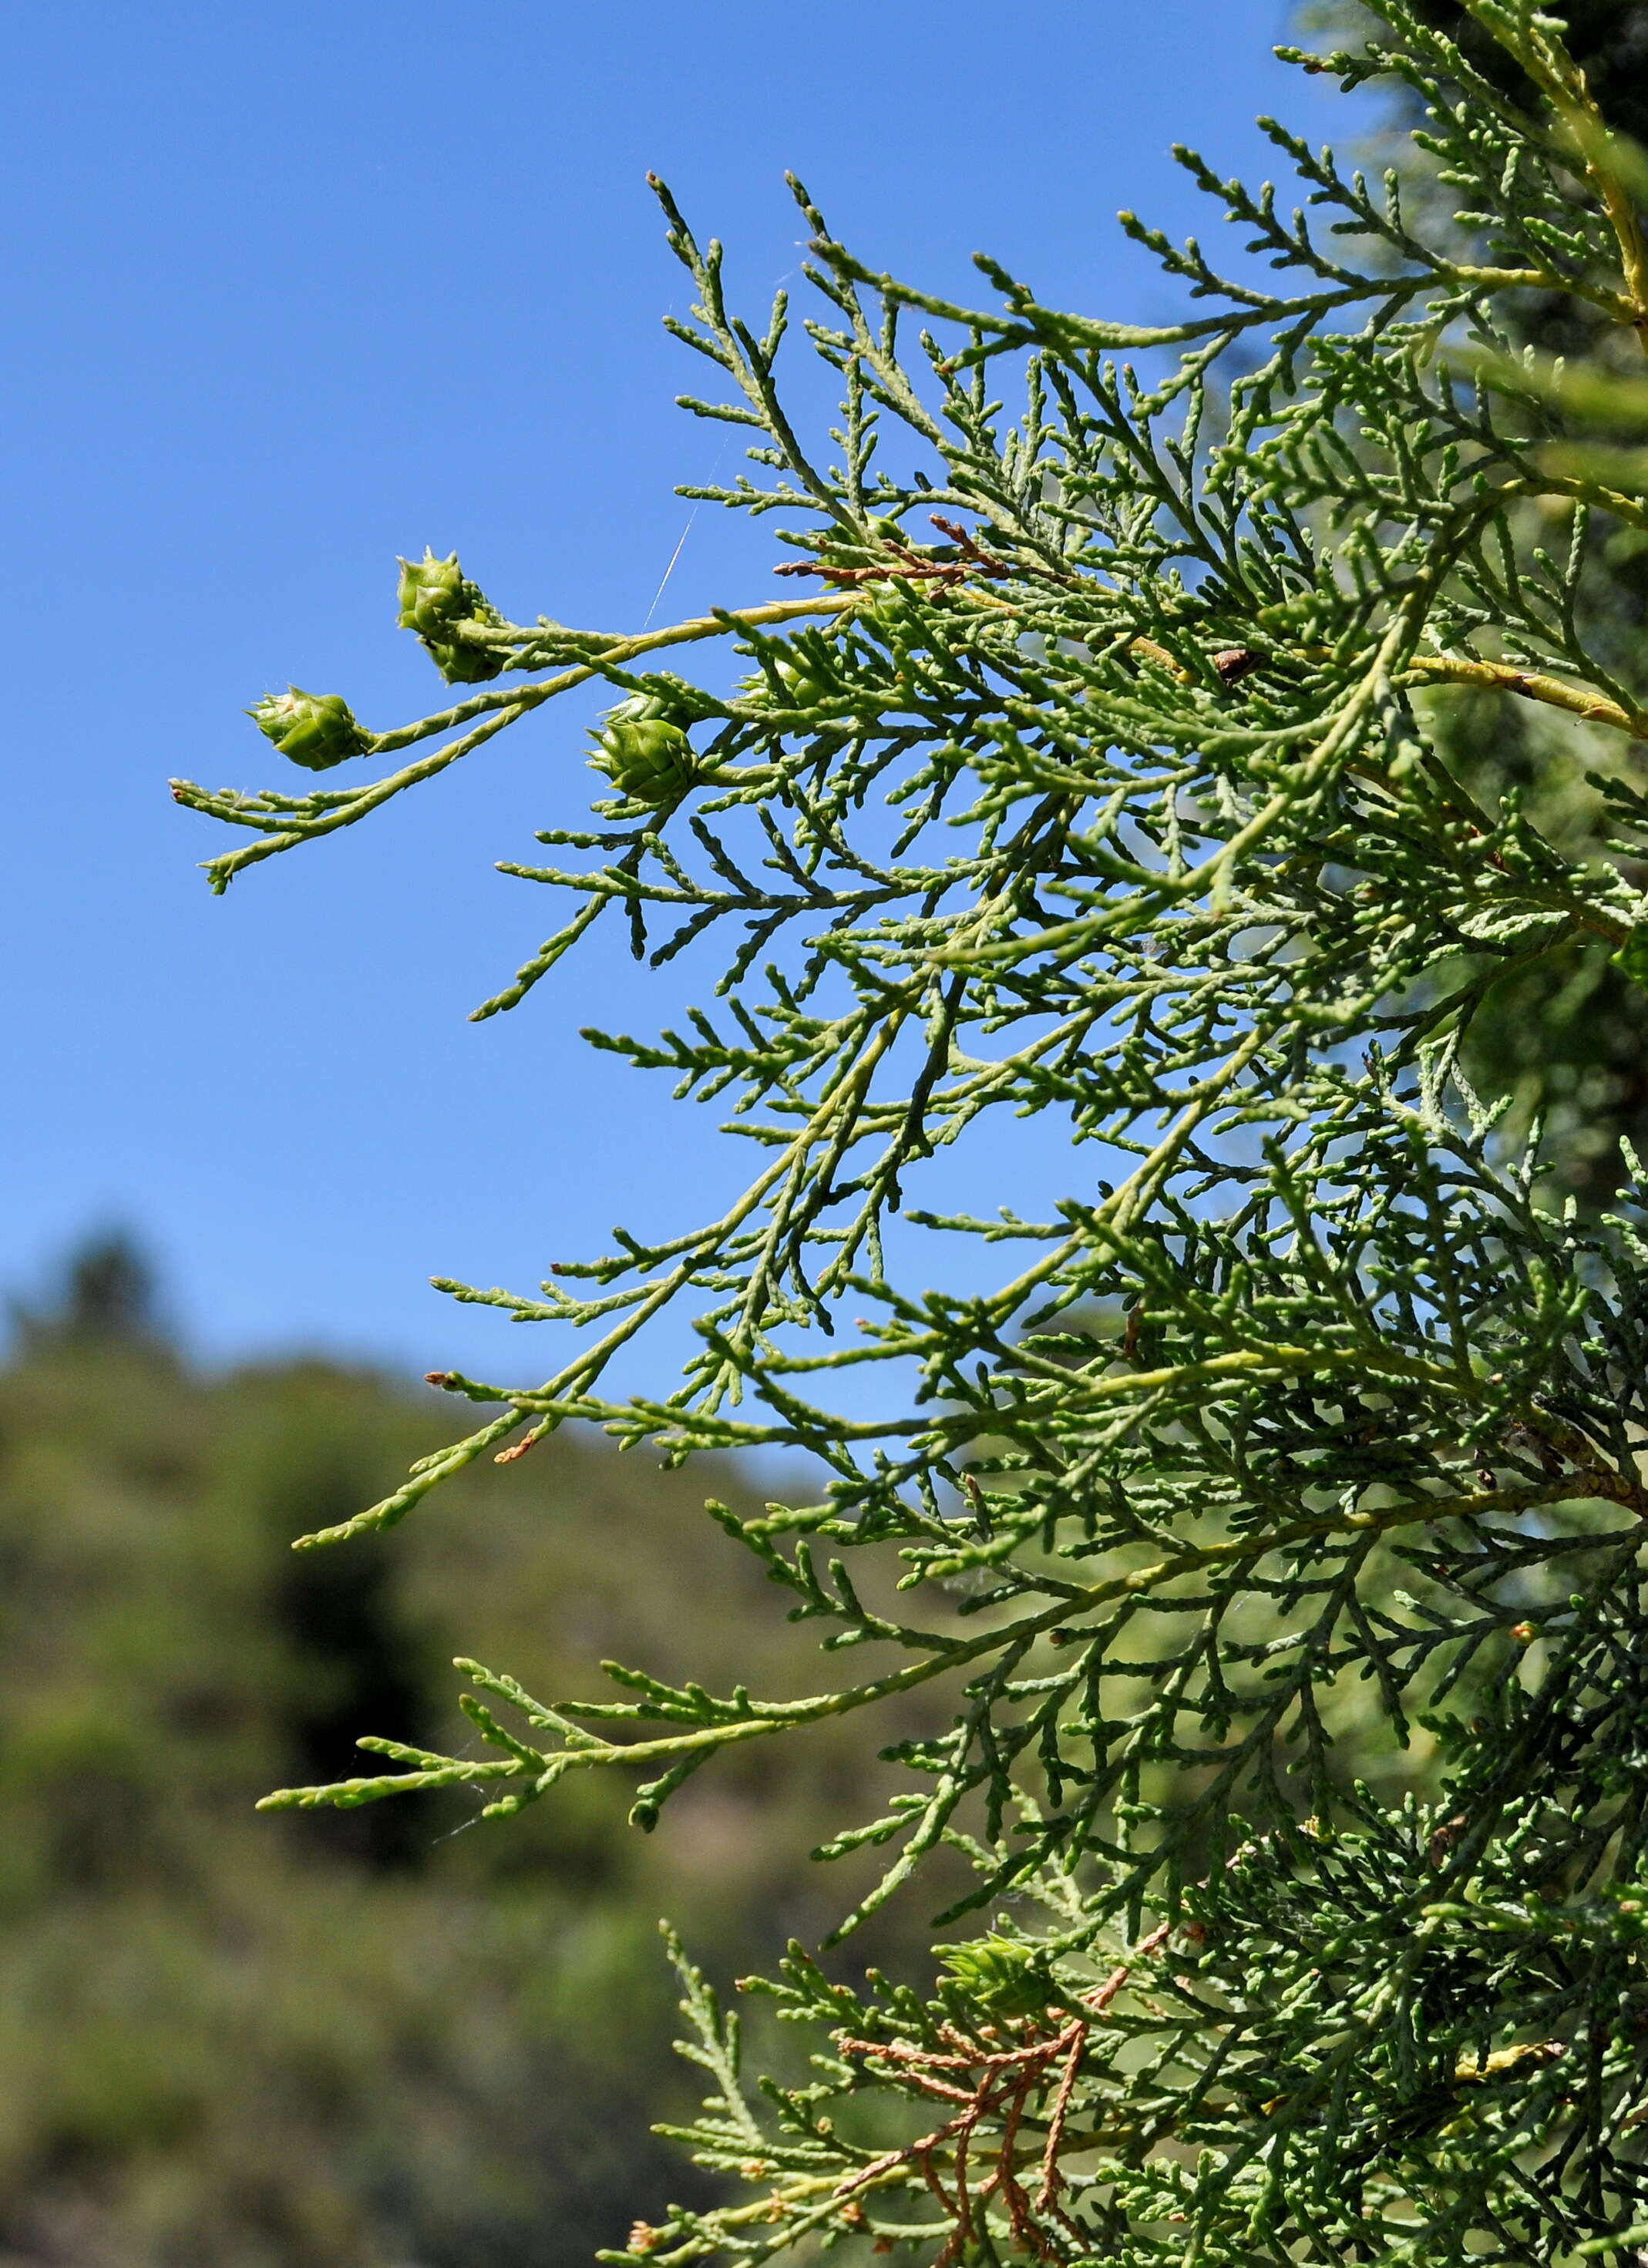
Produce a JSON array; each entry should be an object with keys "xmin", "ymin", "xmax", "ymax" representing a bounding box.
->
[{"xmin": 0, "ymin": 1242, "xmax": 933, "ymax": 2268}]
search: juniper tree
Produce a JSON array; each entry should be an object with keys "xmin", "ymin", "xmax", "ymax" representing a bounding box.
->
[{"xmin": 177, "ymin": 4, "xmax": 1648, "ymax": 2259}]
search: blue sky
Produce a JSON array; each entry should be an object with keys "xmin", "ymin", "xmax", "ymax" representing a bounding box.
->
[{"xmin": 4, "ymin": 2, "xmax": 1330, "ymax": 1396}]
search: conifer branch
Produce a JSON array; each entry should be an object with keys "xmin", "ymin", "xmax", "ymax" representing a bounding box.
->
[{"xmin": 192, "ymin": 5, "xmax": 1648, "ymax": 2256}]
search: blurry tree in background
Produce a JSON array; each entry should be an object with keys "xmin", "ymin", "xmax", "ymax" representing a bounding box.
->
[{"xmin": 8, "ymin": 1232, "xmax": 170, "ymax": 1355}]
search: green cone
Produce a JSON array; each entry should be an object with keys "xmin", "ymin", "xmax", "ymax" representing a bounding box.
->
[
  {"xmin": 590, "ymin": 697, "xmax": 698, "ymax": 807},
  {"xmin": 937, "ymin": 1933, "xmax": 1056, "ymax": 2021},
  {"xmin": 772, "ymin": 653, "xmax": 830, "ymax": 711},
  {"xmin": 395, "ymin": 549, "xmax": 504, "ymax": 684},
  {"xmin": 247, "ymin": 687, "xmax": 372, "ymax": 771},
  {"xmin": 1613, "ymin": 923, "xmax": 1648, "ymax": 992}
]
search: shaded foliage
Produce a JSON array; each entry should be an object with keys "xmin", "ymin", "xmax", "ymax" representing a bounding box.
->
[{"xmin": 1333, "ymin": 0, "xmax": 1648, "ymax": 1194}]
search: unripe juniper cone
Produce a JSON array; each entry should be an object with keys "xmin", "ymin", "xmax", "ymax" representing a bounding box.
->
[
  {"xmin": 589, "ymin": 695, "xmax": 698, "ymax": 806},
  {"xmin": 771, "ymin": 646, "xmax": 833, "ymax": 713},
  {"xmin": 939, "ymin": 1933, "xmax": 1058, "ymax": 2021},
  {"xmin": 395, "ymin": 547, "xmax": 504, "ymax": 684},
  {"xmin": 247, "ymin": 687, "xmax": 371, "ymax": 771}
]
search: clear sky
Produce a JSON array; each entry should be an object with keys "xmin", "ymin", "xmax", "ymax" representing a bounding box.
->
[{"xmin": 4, "ymin": 2, "xmax": 1328, "ymax": 1396}]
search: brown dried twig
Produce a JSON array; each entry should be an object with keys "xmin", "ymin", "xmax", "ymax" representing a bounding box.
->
[
  {"xmin": 831, "ymin": 1920, "xmax": 1182, "ymax": 2261},
  {"xmin": 772, "ymin": 513, "xmax": 1018, "ymax": 590}
]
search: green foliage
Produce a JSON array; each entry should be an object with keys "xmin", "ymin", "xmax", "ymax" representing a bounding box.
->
[{"xmin": 177, "ymin": 3, "xmax": 1648, "ymax": 2260}]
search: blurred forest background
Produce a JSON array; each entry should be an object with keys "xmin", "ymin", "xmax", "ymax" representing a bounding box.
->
[
  {"xmin": 0, "ymin": 1231, "xmax": 954, "ymax": 2268},
  {"xmin": 9, "ymin": 5, "xmax": 1648, "ymax": 2266}
]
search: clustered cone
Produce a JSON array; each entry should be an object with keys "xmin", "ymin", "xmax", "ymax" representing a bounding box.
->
[
  {"xmin": 938, "ymin": 1934, "xmax": 1057, "ymax": 2021},
  {"xmin": 247, "ymin": 687, "xmax": 372, "ymax": 771},
  {"xmin": 589, "ymin": 694, "xmax": 699, "ymax": 808},
  {"xmin": 396, "ymin": 548, "xmax": 506, "ymax": 684}
]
